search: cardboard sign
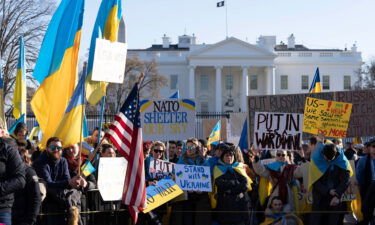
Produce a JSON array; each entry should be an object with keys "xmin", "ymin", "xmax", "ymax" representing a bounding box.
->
[
  {"xmin": 143, "ymin": 179, "xmax": 183, "ymax": 213},
  {"xmin": 92, "ymin": 39, "xmax": 128, "ymax": 83},
  {"xmin": 254, "ymin": 112, "xmax": 303, "ymax": 150},
  {"xmin": 174, "ymin": 164, "xmax": 212, "ymax": 192},
  {"xmin": 98, "ymin": 157, "xmax": 127, "ymax": 201},
  {"xmin": 248, "ymin": 90, "xmax": 375, "ymax": 138},
  {"xmin": 140, "ymin": 99, "xmax": 196, "ymax": 141},
  {"xmin": 303, "ymin": 97, "xmax": 352, "ymax": 138},
  {"xmin": 149, "ymin": 159, "xmax": 175, "ymax": 180}
]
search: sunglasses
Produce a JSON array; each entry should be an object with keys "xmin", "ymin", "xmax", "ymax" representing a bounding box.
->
[
  {"xmin": 186, "ymin": 146, "xmax": 196, "ymax": 151},
  {"xmin": 276, "ymin": 153, "xmax": 286, "ymax": 157},
  {"xmin": 153, "ymin": 149, "xmax": 164, "ymax": 154},
  {"xmin": 49, "ymin": 145, "xmax": 62, "ymax": 151}
]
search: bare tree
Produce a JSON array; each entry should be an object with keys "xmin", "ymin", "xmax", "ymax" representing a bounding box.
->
[
  {"xmin": 0, "ymin": 0, "xmax": 55, "ymax": 107},
  {"xmin": 104, "ymin": 56, "xmax": 168, "ymax": 113},
  {"xmin": 354, "ymin": 61, "xmax": 375, "ymax": 90}
]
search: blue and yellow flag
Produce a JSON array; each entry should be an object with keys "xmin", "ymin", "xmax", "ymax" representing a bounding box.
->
[
  {"xmin": 308, "ymin": 144, "xmax": 353, "ymax": 190},
  {"xmin": 207, "ymin": 120, "xmax": 221, "ymax": 150},
  {"xmin": 0, "ymin": 66, "xmax": 7, "ymax": 130},
  {"xmin": 169, "ymin": 91, "xmax": 179, "ymax": 99},
  {"xmin": 28, "ymin": 122, "xmax": 43, "ymax": 142},
  {"xmin": 13, "ymin": 37, "xmax": 26, "ymax": 119},
  {"xmin": 30, "ymin": 0, "xmax": 84, "ymax": 147},
  {"xmin": 81, "ymin": 161, "xmax": 96, "ymax": 177},
  {"xmin": 54, "ymin": 73, "xmax": 85, "ymax": 148},
  {"xmin": 309, "ymin": 67, "xmax": 322, "ymax": 93},
  {"xmin": 85, "ymin": 0, "xmax": 123, "ymax": 105},
  {"xmin": 9, "ymin": 114, "xmax": 25, "ymax": 134}
]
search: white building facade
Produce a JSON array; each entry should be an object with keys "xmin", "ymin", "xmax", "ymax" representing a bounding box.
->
[{"xmin": 128, "ymin": 34, "xmax": 363, "ymax": 113}]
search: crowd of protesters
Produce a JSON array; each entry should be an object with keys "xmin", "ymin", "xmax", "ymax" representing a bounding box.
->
[{"xmin": 0, "ymin": 122, "xmax": 373, "ymax": 225}]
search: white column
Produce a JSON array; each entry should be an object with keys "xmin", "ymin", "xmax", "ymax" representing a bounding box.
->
[
  {"xmin": 241, "ymin": 66, "xmax": 249, "ymax": 112},
  {"xmin": 188, "ymin": 66, "xmax": 195, "ymax": 98},
  {"xmin": 266, "ymin": 66, "xmax": 274, "ymax": 95},
  {"xmin": 215, "ymin": 66, "xmax": 222, "ymax": 112}
]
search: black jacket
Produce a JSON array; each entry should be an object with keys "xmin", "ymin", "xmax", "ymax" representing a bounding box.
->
[
  {"xmin": 0, "ymin": 138, "xmax": 26, "ymax": 213},
  {"xmin": 215, "ymin": 169, "xmax": 250, "ymax": 224},
  {"xmin": 312, "ymin": 165, "xmax": 350, "ymax": 208},
  {"xmin": 12, "ymin": 165, "xmax": 41, "ymax": 225}
]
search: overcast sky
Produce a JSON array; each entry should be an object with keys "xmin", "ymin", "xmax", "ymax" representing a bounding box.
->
[{"xmin": 80, "ymin": 0, "xmax": 375, "ymax": 62}]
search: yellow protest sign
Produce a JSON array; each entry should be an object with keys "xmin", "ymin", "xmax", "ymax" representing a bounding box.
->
[
  {"xmin": 303, "ymin": 97, "xmax": 352, "ymax": 138},
  {"xmin": 143, "ymin": 179, "xmax": 183, "ymax": 213}
]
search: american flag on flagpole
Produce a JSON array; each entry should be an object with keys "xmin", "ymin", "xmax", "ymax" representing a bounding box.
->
[{"xmin": 105, "ymin": 82, "xmax": 146, "ymax": 223}]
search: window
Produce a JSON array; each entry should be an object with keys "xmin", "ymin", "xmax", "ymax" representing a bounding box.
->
[
  {"xmin": 344, "ymin": 76, "xmax": 351, "ymax": 90},
  {"xmin": 250, "ymin": 75, "xmax": 258, "ymax": 90},
  {"xmin": 201, "ymin": 102, "xmax": 209, "ymax": 112},
  {"xmin": 200, "ymin": 75, "xmax": 209, "ymax": 90},
  {"xmin": 225, "ymin": 75, "xmax": 233, "ymax": 90},
  {"xmin": 301, "ymin": 75, "xmax": 309, "ymax": 90},
  {"xmin": 170, "ymin": 75, "xmax": 178, "ymax": 90},
  {"xmin": 281, "ymin": 75, "xmax": 288, "ymax": 90},
  {"xmin": 323, "ymin": 75, "xmax": 330, "ymax": 90}
]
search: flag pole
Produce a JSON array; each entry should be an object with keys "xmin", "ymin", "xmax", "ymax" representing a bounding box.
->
[
  {"xmin": 225, "ymin": 0, "xmax": 228, "ymax": 38},
  {"xmin": 97, "ymin": 96, "xmax": 106, "ymax": 147},
  {"xmin": 78, "ymin": 62, "xmax": 87, "ymax": 176}
]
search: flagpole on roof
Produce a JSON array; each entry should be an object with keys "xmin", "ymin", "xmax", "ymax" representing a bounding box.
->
[{"xmin": 225, "ymin": 0, "xmax": 228, "ymax": 38}]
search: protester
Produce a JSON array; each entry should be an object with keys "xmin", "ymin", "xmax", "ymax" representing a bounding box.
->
[
  {"xmin": 309, "ymin": 143, "xmax": 351, "ymax": 225},
  {"xmin": 356, "ymin": 138, "xmax": 375, "ymax": 225},
  {"xmin": 145, "ymin": 141, "xmax": 166, "ymax": 185},
  {"xmin": 0, "ymin": 133, "xmax": 26, "ymax": 225},
  {"xmin": 198, "ymin": 139, "xmax": 209, "ymax": 160},
  {"xmin": 33, "ymin": 137, "xmax": 84, "ymax": 225},
  {"xmin": 12, "ymin": 142, "xmax": 41, "ymax": 225},
  {"xmin": 168, "ymin": 141, "xmax": 178, "ymax": 162},
  {"xmin": 208, "ymin": 143, "xmax": 226, "ymax": 169},
  {"xmin": 10, "ymin": 123, "xmax": 27, "ymax": 144},
  {"xmin": 100, "ymin": 144, "xmax": 116, "ymax": 158},
  {"xmin": 253, "ymin": 149, "xmax": 299, "ymax": 210},
  {"xmin": 212, "ymin": 145, "xmax": 252, "ymax": 225},
  {"xmin": 260, "ymin": 196, "xmax": 292, "ymax": 225},
  {"xmin": 143, "ymin": 141, "xmax": 153, "ymax": 158},
  {"xmin": 175, "ymin": 141, "xmax": 183, "ymax": 161},
  {"xmin": 85, "ymin": 128, "xmax": 105, "ymax": 148},
  {"xmin": 171, "ymin": 138, "xmax": 211, "ymax": 225}
]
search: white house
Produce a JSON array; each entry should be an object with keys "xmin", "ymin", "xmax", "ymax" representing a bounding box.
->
[{"xmin": 128, "ymin": 34, "xmax": 363, "ymax": 113}]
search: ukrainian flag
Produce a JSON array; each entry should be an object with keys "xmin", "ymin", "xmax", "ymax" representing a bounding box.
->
[
  {"xmin": 207, "ymin": 120, "xmax": 221, "ymax": 150},
  {"xmin": 30, "ymin": 0, "xmax": 84, "ymax": 147},
  {"xmin": 85, "ymin": 0, "xmax": 123, "ymax": 105},
  {"xmin": 308, "ymin": 144, "xmax": 353, "ymax": 190},
  {"xmin": 28, "ymin": 122, "xmax": 43, "ymax": 141},
  {"xmin": 54, "ymin": 73, "xmax": 85, "ymax": 148},
  {"xmin": 0, "ymin": 67, "xmax": 7, "ymax": 130},
  {"xmin": 13, "ymin": 37, "xmax": 26, "ymax": 119},
  {"xmin": 81, "ymin": 161, "xmax": 96, "ymax": 177},
  {"xmin": 309, "ymin": 67, "xmax": 322, "ymax": 93}
]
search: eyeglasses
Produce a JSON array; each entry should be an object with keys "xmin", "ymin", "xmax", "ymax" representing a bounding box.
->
[
  {"xmin": 186, "ymin": 146, "xmax": 195, "ymax": 151},
  {"xmin": 153, "ymin": 149, "xmax": 164, "ymax": 154},
  {"xmin": 276, "ymin": 153, "xmax": 286, "ymax": 157},
  {"xmin": 49, "ymin": 145, "xmax": 62, "ymax": 151}
]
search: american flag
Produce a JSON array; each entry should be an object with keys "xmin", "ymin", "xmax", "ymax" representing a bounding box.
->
[{"xmin": 105, "ymin": 83, "xmax": 146, "ymax": 223}]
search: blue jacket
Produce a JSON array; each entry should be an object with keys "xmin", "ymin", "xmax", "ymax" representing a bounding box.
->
[
  {"xmin": 33, "ymin": 151, "xmax": 71, "ymax": 189},
  {"xmin": 356, "ymin": 155, "xmax": 375, "ymax": 189},
  {"xmin": 177, "ymin": 155, "xmax": 209, "ymax": 166}
]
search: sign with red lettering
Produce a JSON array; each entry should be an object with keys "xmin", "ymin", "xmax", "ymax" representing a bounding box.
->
[{"xmin": 303, "ymin": 97, "xmax": 352, "ymax": 138}]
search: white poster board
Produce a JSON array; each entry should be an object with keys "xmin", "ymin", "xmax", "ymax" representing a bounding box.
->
[
  {"xmin": 140, "ymin": 99, "xmax": 196, "ymax": 141},
  {"xmin": 98, "ymin": 157, "xmax": 127, "ymax": 201},
  {"xmin": 92, "ymin": 38, "xmax": 128, "ymax": 83},
  {"xmin": 174, "ymin": 164, "xmax": 212, "ymax": 192},
  {"xmin": 149, "ymin": 159, "xmax": 175, "ymax": 180},
  {"xmin": 254, "ymin": 112, "xmax": 303, "ymax": 151}
]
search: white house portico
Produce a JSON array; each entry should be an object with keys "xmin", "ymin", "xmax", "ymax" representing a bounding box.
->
[{"xmin": 128, "ymin": 34, "xmax": 362, "ymax": 113}]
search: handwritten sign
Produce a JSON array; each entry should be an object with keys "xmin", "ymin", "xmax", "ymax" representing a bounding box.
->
[
  {"xmin": 174, "ymin": 165, "xmax": 212, "ymax": 192},
  {"xmin": 254, "ymin": 112, "xmax": 303, "ymax": 150},
  {"xmin": 143, "ymin": 179, "xmax": 183, "ymax": 213},
  {"xmin": 91, "ymin": 39, "xmax": 127, "ymax": 83},
  {"xmin": 140, "ymin": 99, "xmax": 196, "ymax": 141},
  {"xmin": 303, "ymin": 97, "xmax": 352, "ymax": 138},
  {"xmin": 149, "ymin": 159, "xmax": 175, "ymax": 180},
  {"xmin": 98, "ymin": 158, "xmax": 127, "ymax": 201},
  {"xmin": 248, "ymin": 90, "xmax": 375, "ymax": 138}
]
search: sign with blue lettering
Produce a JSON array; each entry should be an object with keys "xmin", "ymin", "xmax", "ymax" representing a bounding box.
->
[
  {"xmin": 174, "ymin": 164, "xmax": 212, "ymax": 192},
  {"xmin": 140, "ymin": 99, "xmax": 196, "ymax": 141}
]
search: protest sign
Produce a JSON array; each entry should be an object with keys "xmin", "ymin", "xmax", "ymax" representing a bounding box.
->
[
  {"xmin": 174, "ymin": 164, "xmax": 212, "ymax": 192},
  {"xmin": 303, "ymin": 97, "xmax": 352, "ymax": 138},
  {"xmin": 143, "ymin": 179, "xmax": 183, "ymax": 213},
  {"xmin": 98, "ymin": 157, "xmax": 127, "ymax": 201},
  {"xmin": 248, "ymin": 90, "xmax": 375, "ymax": 139},
  {"xmin": 92, "ymin": 39, "xmax": 128, "ymax": 83},
  {"xmin": 140, "ymin": 99, "xmax": 196, "ymax": 141},
  {"xmin": 254, "ymin": 112, "xmax": 303, "ymax": 150},
  {"xmin": 149, "ymin": 159, "xmax": 175, "ymax": 180}
]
